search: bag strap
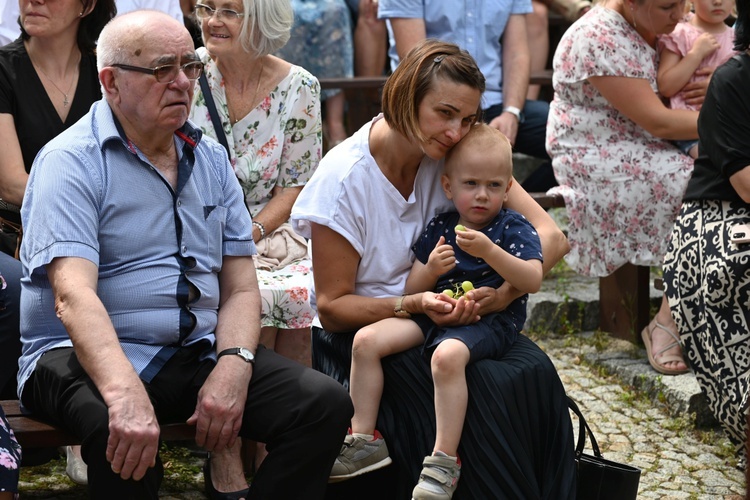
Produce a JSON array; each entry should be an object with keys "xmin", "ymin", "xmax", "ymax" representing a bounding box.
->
[
  {"xmin": 199, "ymin": 72, "xmax": 231, "ymax": 159},
  {"xmin": 567, "ymin": 396, "xmax": 603, "ymax": 458}
]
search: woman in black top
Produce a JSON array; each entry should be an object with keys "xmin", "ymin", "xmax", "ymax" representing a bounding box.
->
[
  {"xmin": 663, "ymin": 3, "xmax": 750, "ymax": 466},
  {"xmin": 0, "ymin": 0, "xmax": 115, "ymax": 226}
]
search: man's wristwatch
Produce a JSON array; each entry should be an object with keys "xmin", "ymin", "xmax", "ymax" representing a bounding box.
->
[
  {"xmin": 394, "ymin": 295, "xmax": 412, "ymax": 318},
  {"xmin": 503, "ymin": 105, "xmax": 525, "ymax": 123},
  {"xmin": 217, "ymin": 347, "xmax": 255, "ymax": 364}
]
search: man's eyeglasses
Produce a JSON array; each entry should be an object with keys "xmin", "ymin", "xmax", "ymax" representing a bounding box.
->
[
  {"xmin": 194, "ymin": 4, "xmax": 245, "ymax": 21},
  {"xmin": 111, "ymin": 61, "xmax": 204, "ymax": 84}
]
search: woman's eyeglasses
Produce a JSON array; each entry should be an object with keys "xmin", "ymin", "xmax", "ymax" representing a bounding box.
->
[
  {"xmin": 111, "ymin": 61, "xmax": 204, "ymax": 84},
  {"xmin": 194, "ymin": 4, "xmax": 245, "ymax": 21}
]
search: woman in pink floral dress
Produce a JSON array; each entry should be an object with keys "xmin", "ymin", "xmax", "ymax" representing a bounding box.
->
[
  {"xmin": 546, "ymin": 0, "xmax": 701, "ymax": 374},
  {"xmin": 190, "ymin": 0, "xmax": 320, "ymax": 368}
]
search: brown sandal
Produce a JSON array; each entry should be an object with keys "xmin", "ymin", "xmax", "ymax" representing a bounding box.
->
[{"xmin": 641, "ymin": 320, "xmax": 689, "ymax": 375}]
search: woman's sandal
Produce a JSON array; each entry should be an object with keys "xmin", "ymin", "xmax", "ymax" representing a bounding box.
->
[
  {"xmin": 203, "ymin": 453, "xmax": 250, "ymax": 500},
  {"xmin": 641, "ymin": 319, "xmax": 689, "ymax": 375}
]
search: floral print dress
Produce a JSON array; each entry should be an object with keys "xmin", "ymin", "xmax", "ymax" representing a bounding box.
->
[
  {"xmin": 191, "ymin": 49, "xmax": 321, "ymax": 330},
  {"xmin": 546, "ymin": 6, "xmax": 694, "ymax": 277},
  {"xmin": 0, "ymin": 273, "xmax": 21, "ymax": 498}
]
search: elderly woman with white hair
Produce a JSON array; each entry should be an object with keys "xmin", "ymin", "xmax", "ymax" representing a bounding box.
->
[
  {"xmin": 190, "ymin": 0, "xmax": 320, "ymax": 368},
  {"xmin": 188, "ymin": 1, "xmax": 321, "ymax": 494}
]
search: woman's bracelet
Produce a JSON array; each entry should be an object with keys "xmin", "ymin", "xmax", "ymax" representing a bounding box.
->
[{"xmin": 252, "ymin": 221, "xmax": 266, "ymax": 240}]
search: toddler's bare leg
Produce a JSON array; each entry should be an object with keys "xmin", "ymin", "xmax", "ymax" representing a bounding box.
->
[
  {"xmin": 350, "ymin": 318, "xmax": 424, "ymax": 434},
  {"xmin": 431, "ymin": 339, "xmax": 471, "ymax": 457}
]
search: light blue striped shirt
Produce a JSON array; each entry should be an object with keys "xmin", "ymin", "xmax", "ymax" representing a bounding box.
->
[
  {"xmin": 18, "ymin": 100, "xmax": 255, "ymax": 398},
  {"xmin": 378, "ymin": 0, "xmax": 533, "ymax": 109}
]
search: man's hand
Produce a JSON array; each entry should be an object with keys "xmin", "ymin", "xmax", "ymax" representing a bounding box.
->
[
  {"xmin": 426, "ymin": 236, "xmax": 456, "ymax": 277},
  {"xmin": 105, "ymin": 389, "xmax": 160, "ymax": 481},
  {"xmin": 682, "ymin": 67, "xmax": 713, "ymax": 107},
  {"xmin": 489, "ymin": 113, "xmax": 519, "ymax": 146},
  {"xmin": 455, "ymin": 227, "xmax": 494, "ymax": 259},
  {"xmin": 187, "ymin": 358, "xmax": 251, "ymax": 452}
]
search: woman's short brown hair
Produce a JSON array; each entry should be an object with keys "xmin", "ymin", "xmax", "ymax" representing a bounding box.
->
[{"xmin": 381, "ymin": 39, "xmax": 485, "ymax": 143}]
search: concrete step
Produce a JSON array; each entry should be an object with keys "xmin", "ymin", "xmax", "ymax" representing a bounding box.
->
[{"xmin": 528, "ymin": 275, "xmax": 719, "ymax": 429}]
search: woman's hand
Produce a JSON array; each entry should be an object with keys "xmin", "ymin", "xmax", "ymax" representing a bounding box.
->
[{"xmin": 422, "ymin": 292, "xmax": 480, "ymax": 326}]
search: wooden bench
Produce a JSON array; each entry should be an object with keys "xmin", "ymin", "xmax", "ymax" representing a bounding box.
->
[{"xmin": 1, "ymin": 399, "xmax": 195, "ymax": 450}]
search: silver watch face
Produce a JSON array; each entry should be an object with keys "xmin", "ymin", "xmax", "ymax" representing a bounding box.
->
[{"xmin": 237, "ymin": 347, "xmax": 255, "ymax": 363}]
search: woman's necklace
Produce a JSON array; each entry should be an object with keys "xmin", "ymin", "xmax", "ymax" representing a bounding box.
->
[
  {"xmin": 33, "ymin": 54, "xmax": 81, "ymax": 108},
  {"xmin": 231, "ymin": 59, "xmax": 264, "ymax": 125}
]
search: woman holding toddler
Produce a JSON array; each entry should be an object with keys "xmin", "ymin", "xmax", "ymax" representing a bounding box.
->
[
  {"xmin": 546, "ymin": 0, "xmax": 703, "ymax": 375},
  {"xmin": 292, "ymin": 39, "xmax": 575, "ymax": 499}
]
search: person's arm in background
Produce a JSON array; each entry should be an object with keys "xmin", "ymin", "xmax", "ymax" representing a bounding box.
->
[
  {"xmin": 389, "ymin": 17, "xmax": 427, "ymax": 60},
  {"xmin": 588, "ymin": 75, "xmax": 698, "ymax": 139},
  {"xmin": 354, "ymin": 0, "xmax": 388, "ymax": 76},
  {"xmin": 0, "ymin": 115, "xmax": 29, "ymax": 206},
  {"xmin": 464, "ymin": 180, "xmax": 569, "ymax": 313},
  {"xmin": 47, "ymin": 256, "xmax": 160, "ymax": 482},
  {"xmin": 488, "ymin": 14, "xmax": 530, "ymax": 146}
]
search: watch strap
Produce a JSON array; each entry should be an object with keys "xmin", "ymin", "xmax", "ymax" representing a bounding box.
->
[
  {"xmin": 394, "ymin": 295, "xmax": 412, "ymax": 318},
  {"xmin": 503, "ymin": 105, "xmax": 523, "ymax": 122},
  {"xmin": 217, "ymin": 347, "xmax": 255, "ymax": 364}
]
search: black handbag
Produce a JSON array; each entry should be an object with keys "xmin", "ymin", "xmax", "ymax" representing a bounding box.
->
[{"xmin": 568, "ymin": 396, "xmax": 641, "ymax": 500}]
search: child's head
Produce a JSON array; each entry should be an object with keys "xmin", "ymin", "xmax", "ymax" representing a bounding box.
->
[
  {"xmin": 442, "ymin": 123, "xmax": 513, "ymax": 229},
  {"xmin": 691, "ymin": 0, "xmax": 734, "ymax": 24}
]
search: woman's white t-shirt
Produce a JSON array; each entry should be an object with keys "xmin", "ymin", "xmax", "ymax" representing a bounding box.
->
[{"xmin": 292, "ymin": 115, "xmax": 453, "ymax": 323}]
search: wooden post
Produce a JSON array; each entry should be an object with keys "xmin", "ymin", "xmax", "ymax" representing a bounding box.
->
[{"xmin": 598, "ymin": 264, "xmax": 651, "ymax": 342}]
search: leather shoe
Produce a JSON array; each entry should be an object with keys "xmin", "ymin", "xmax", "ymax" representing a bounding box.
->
[{"xmin": 203, "ymin": 453, "xmax": 250, "ymax": 500}]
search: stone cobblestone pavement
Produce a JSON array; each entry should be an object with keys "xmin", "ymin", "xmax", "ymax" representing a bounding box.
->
[
  {"xmin": 17, "ymin": 330, "xmax": 746, "ymax": 498},
  {"xmin": 537, "ymin": 332, "xmax": 746, "ymax": 500}
]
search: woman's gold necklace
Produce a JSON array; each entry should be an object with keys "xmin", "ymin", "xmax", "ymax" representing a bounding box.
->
[
  {"xmin": 33, "ymin": 54, "xmax": 81, "ymax": 108},
  {"xmin": 231, "ymin": 59, "xmax": 264, "ymax": 125}
]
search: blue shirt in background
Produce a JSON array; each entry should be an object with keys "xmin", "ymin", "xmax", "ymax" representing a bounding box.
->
[{"xmin": 378, "ymin": 0, "xmax": 533, "ymax": 109}]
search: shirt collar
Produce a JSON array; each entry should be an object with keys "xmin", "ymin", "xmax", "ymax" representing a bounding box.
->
[{"xmin": 92, "ymin": 100, "xmax": 204, "ymax": 154}]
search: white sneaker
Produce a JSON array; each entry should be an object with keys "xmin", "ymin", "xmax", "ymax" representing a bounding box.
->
[
  {"xmin": 65, "ymin": 445, "xmax": 88, "ymax": 485},
  {"xmin": 329, "ymin": 430, "xmax": 392, "ymax": 482},
  {"xmin": 411, "ymin": 453, "xmax": 461, "ymax": 500}
]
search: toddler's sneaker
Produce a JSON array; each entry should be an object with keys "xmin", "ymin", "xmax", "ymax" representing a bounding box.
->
[
  {"xmin": 329, "ymin": 429, "xmax": 392, "ymax": 482},
  {"xmin": 411, "ymin": 452, "xmax": 461, "ymax": 500}
]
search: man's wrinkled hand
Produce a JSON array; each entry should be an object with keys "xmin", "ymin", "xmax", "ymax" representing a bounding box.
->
[
  {"xmin": 187, "ymin": 364, "xmax": 249, "ymax": 452},
  {"xmin": 105, "ymin": 394, "xmax": 160, "ymax": 481}
]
